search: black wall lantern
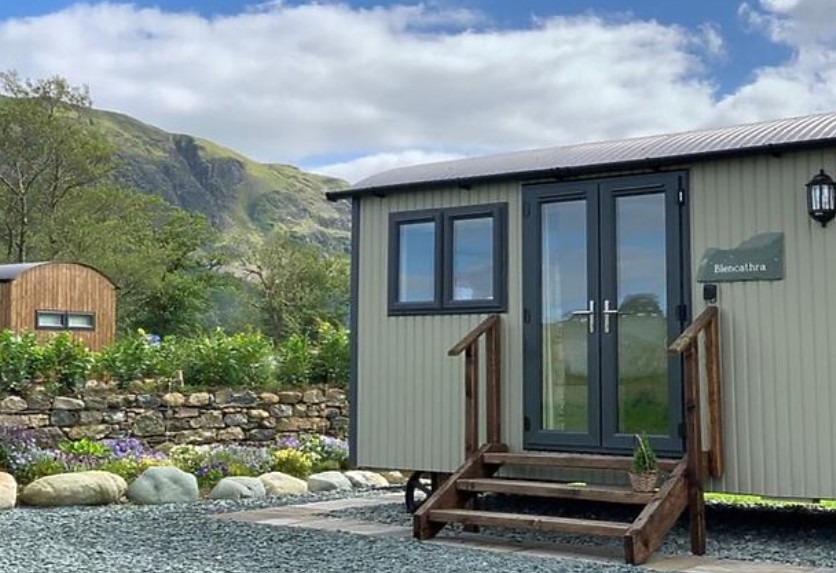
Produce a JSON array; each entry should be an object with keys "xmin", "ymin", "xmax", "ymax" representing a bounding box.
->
[{"xmin": 806, "ymin": 169, "xmax": 836, "ymax": 227}]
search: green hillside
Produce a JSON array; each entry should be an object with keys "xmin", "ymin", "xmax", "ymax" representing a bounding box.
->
[{"xmin": 89, "ymin": 108, "xmax": 350, "ymax": 250}]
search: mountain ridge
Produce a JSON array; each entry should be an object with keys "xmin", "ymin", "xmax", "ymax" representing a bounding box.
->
[{"xmin": 88, "ymin": 106, "xmax": 350, "ymax": 250}]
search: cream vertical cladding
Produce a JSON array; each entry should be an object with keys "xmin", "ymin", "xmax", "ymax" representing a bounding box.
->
[
  {"xmin": 690, "ymin": 146, "xmax": 836, "ymax": 499},
  {"xmin": 355, "ymin": 181, "xmax": 522, "ymax": 473}
]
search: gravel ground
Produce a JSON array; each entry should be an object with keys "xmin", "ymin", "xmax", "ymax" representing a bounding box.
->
[
  {"xmin": 331, "ymin": 495, "xmax": 836, "ymax": 569},
  {"xmin": 0, "ymin": 489, "xmax": 645, "ymax": 573}
]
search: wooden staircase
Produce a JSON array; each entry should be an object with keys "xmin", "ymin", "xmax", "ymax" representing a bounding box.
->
[
  {"xmin": 417, "ymin": 309, "xmax": 724, "ymax": 565},
  {"xmin": 414, "ymin": 445, "xmax": 690, "ymax": 564}
]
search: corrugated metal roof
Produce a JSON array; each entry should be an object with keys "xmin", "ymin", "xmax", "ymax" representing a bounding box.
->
[
  {"xmin": 332, "ymin": 111, "xmax": 836, "ymax": 198},
  {"xmin": 0, "ymin": 262, "xmax": 47, "ymax": 281}
]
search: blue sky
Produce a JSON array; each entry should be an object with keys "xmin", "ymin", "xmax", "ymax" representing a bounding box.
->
[{"xmin": 0, "ymin": 1, "xmax": 831, "ymax": 181}]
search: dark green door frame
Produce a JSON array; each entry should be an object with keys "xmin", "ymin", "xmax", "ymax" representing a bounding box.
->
[{"xmin": 522, "ymin": 172, "xmax": 689, "ymax": 457}]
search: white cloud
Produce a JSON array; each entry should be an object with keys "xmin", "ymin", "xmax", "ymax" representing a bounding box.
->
[
  {"xmin": 310, "ymin": 150, "xmax": 467, "ymax": 183},
  {"xmin": 0, "ymin": 1, "xmax": 835, "ymax": 183}
]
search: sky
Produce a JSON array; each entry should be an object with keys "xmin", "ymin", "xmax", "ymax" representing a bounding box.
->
[{"xmin": 0, "ymin": 0, "xmax": 833, "ymax": 183}]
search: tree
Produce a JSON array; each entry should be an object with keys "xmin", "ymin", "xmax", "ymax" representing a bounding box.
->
[
  {"xmin": 241, "ymin": 230, "xmax": 349, "ymax": 340},
  {"xmin": 49, "ymin": 185, "xmax": 222, "ymax": 335},
  {"xmin": 0, "ymin": 71, "xmax": 112, "ymax": 262}
]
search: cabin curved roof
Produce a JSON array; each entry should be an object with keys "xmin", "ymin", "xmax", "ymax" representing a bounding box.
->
[
  {"xmin": 0, "ymin": 262, "xmax": 48, "ymax": 281},
  {"xmin": 328, "ymin": 111, "xmax": 836, "ymax": 199},
  {"xmin": 0, "ymin": 261, "xmax": 115, "ymax": 286}
]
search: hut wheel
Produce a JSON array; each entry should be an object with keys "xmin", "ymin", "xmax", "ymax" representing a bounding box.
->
[{"xmin": 405, "ymin": 471, "xmax": 438, "ymax": 513}]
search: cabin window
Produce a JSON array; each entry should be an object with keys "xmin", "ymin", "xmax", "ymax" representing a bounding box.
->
[
  {"xmin": 35, "ymin": 311, "xmax": 95, "ymax": 331},
  {"xmin": 67, "ymin": 313, "xmax": 95, "ymax": 330},
  {"xmin": 389, "ymin": 203, "xmax": 507, "ymax": 315},
  {"xmin": 35, "ymin": 311, "xmax": 66, "ymax": 329}
]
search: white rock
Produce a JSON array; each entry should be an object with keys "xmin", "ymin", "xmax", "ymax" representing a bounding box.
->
[
  {"xmin": 209, "ymin": 477, "xmax": 266, "ymax": 500},
  {"xmin": 20, "ymin": 471, "xmax": 126, "ymax": 506},
  {"xmin": 307, "ymin": 471, "xmax": 352, "ymax": 492},
  {"xmin": 343, "ymin": 470, "xmax": 389, "ymax": 489},
  {"xmin": 127, "ymin": 466, "xmax": 198, "ymax": 505},
  {"xmin": 259, "ymin": 472, "xmax": 308, "ymax": 497},
  {"xmin": 0, "ymin": 472, "xmax": 17, "ymax": 509}
]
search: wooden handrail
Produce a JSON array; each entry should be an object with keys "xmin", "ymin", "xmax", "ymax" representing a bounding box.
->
[
  {"xmin": 449, "ymin": 314, "xmax": 500, "ymax": 356},
  {"xmin": 668, "ymin": 306, "xmax": 718, "ymax": 354},
  {"xmin": 666, "ymin": 304, "xmax": 723, "ymax": 558},
  {"xmin": 448, "ymin": 314, "xmax": 502, "ymax": 457}
]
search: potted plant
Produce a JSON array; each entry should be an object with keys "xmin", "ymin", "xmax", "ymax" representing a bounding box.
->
[{"xmin": 629, "ymin": 432, "xmax": 658, "ymax": 492}]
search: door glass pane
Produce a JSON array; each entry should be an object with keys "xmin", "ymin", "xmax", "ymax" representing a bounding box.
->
[
  {"xmin": 398, "ymin": 221, "xmax": 436, "ymax": 302},
  {"xmin": 452, "ymin": 216, "xmax": 494, "ymax": 300},
  {"xmin": 615, "ymin": 194, "xmax": 669, "ymax": 435},
  {"xmin": 541, "ymin": 201, "xmax": 588, "ymax": 432}
]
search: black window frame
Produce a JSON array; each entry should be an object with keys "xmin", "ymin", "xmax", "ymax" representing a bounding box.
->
[
  {"xmin": 35, "ymin": 310, "xmax": 96, "ymax": 331},
  {"xmin": 388, "ymin": 203, "xmax": 507, "ymax": 316}
]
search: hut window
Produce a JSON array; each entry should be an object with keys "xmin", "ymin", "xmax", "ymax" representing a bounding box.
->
[
  {"xmin": 67, "ymin": 313, "xmax": 95, "ymax": 330},
  {"xmin": 389, "ymin": 203, "xmax": 507, "ymax": 315},
  {"xmin": 36, "ymin": 311, "xmax": 65, "ymax": 329},
  {"xmin": 35, "ymin": 311, "xmax": 95, "ymax": 330}
]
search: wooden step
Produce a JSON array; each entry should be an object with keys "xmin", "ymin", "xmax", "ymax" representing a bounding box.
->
[
  {"xmin": 483, "ymin": 452, "xmax": 679, "ymax": 472},
  {"xmin": 457, "ymin": 478, "xmax": 655, "ymax": 504},
  {"xmin": 429, "ymin": 508, "xmax": 630, "ymax": 537}
]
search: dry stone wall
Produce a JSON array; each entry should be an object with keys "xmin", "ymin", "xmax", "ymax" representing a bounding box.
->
[{"xmin": 0, "ymin": 387, "xmax": 348, "ymax": 445}]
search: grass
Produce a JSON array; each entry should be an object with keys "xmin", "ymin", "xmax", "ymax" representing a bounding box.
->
[{"xmin": 706, "ymin": 492, "xmax": 836, "ymax": 509}]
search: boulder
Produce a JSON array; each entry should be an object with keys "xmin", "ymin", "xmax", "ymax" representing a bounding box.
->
[
  {"xmin": 307, "ymin": 471, "xmax": 352, "ymax": 492},
  {"xmin": 259, "ymin": 472, "xmax": 308, "ymax": 497},
  {"xmin": 380, "ymin": 471, "xmax": 406, "ymax": 485},
  {"xmin": 344, "ymin": 470, "xmax": 389, "ymax": 489},
  {"xmin": 20, "ymin": 471, "xmax": 126, "ymax": 506},
  {"xmin": 127, "ymin": 467, "xmax": 198, "ymax": 505},
  {"xmin": 209, "ymin": 477, "xmax": 266, "ymax": 500},
  {"xmin": 0, "ymin": 472, "xmax": 17, "ymax": 509}
]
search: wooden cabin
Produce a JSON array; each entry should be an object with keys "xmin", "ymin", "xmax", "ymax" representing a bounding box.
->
[
  {"xmin": 0, "ymin": 262, "xmax": 116, "ymax": 350},
  {"xmin": 328, "ymin": 111, "xmax": 836, "ymax": 563}
]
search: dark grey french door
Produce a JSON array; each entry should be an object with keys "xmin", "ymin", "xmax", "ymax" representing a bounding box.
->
[{"xmin": 523, "ymin": 172, "xmax": 688, "ymax": 456}]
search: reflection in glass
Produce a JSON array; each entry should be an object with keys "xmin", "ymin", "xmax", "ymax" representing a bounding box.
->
[
  {"xmin": 452, "ymin": 217, "xmax": 494, "ymax": 301},
  {"xmin": 615, "ymin": 194, "xmax": 669, "ymax": 435},
  {"xmin": 541, "ymin": 201, "xmax": 588, "ymax": 432},
  {"xmin": 398, "ymin": 221, "xmax": 436, "ymax": 302}
]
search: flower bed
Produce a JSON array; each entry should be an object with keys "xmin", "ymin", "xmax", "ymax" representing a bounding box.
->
[{"xmin": 0, "ymin": 426, "xmax": 349, "ymax": 488}]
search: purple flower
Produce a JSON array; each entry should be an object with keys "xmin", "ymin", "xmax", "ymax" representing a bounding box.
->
[{"xmin": 278, "ymin": 437, "xmax": 300, "ymax": 450}]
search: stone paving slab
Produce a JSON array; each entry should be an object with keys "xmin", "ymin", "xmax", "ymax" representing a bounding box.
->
[{"xmin": 216, "ymin": 494, "xmax": 834, "ymax": 573}]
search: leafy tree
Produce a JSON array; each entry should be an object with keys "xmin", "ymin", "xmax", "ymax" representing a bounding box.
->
[
  {"xmin": 0, "ymin": 71, "xmax": 112, "ymax": 262},
  {"xmin": 241, "ymin": 230, "xmax": 349, "ymax": 340},
  {"xmin": 48, "ymin": 185, "xmax": 222, "ymax": 335}
]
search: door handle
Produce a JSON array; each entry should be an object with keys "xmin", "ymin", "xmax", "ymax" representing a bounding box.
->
[
  {"xmin": 570, "ymin": 300, "xmax": 595, "ymax": 334},
  {"xmin": 603, "ymin": 299, "xmax": 619, "ymax": 334}
]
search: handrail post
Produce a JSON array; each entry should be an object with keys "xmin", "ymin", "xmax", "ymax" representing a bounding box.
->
[
  {"xmin": 464, "ymin": 343, "xmax": 479, "ymax": 458},
  {"xmin": 486, "ymin": 322, "xmax": 501, "ymax": 444},
  {"xmin": 684, "ymin": 343, "xmax": 706, "ymax": 556},
  {"xmin": 705, "ymin": 314, "xmax": 723, "ymax": 477}
]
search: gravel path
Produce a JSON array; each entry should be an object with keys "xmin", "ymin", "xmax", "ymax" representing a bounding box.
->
[
  {"xmin": 331, "ymin": 495, "xmax": 836, "ymax": 569},
  {"xmin": 0, "ymin": 490, "xmax": 643, "ymax": 573}
]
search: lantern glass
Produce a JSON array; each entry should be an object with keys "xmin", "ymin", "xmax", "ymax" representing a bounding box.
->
[{"xmin": 806, "ymin": 169, "xmax": 836, "ymax": 227}]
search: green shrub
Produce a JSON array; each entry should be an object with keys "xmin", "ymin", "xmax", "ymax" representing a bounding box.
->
[
  {"xmin": 632, "ymin": 432, "xmax": 657, "ymax": 473},
  {"xmin": 94, "ymin": 330, "xmax": 175, "ymax": 386},
  {"xmin": 0, "ymin": 331, "xmax": 44, "ymax": 393},
  {"xmin": 168, "ymin": 445, "xmax": 206, "ymax": 474},
  {"xmin": 96, "ymin": 457, "xmax": 169, "ymax": 482},
  {"xmin": 277, "ymin": 333, "xmax": 312, "ymax": 385},
  {"xmin": 14, "ymin": 454, "xmax": 64, "ymax": 485},
  {"xmin": 58, "ymin": 438, "xmax": 110, "ymax": 458},
  {"xmin": 178, "ymin": 329, "xmax": 276, "ymax": 388},
  {"xmin": 311, "ymin": 321, "xmax": 348, "ymax": 387},
  {"xmin": 40, "ymin": 334, "xmax": 93, "ymax": 393},
  {"xmin": 271, "ymin": 449, "xmax": 313, "ymax": 478}
]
